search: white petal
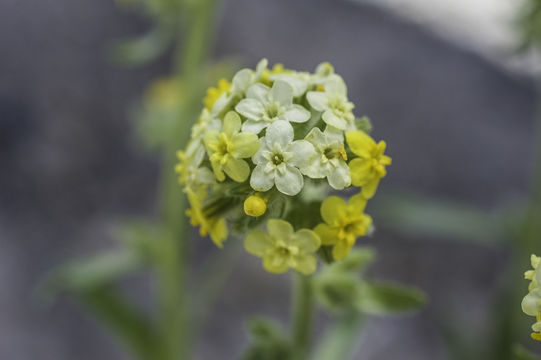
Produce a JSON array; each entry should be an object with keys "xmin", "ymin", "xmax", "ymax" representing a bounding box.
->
[
  {"xmin": 211, "ymin": 93, "xmax": 232, "ymax": 116},
  {"xmin": 327, "ymin": 161, "xmax": 351, "ymax": 190},
  {"xmin": 302, "ymin": 160, "xmax": 326, "ymax": 179},
  {"xmin": 288, "ymin": 140, "xmax": 316, "ymax": 170},
  {"xmin": 250, "ymin": 164, "xmax": 275, "ymax": 192},
  {"xmin": 306, "ymin": 91, "xmax": 328, "ymax": 111},
  {"xmin": 241, "ymin": 119, "xmax": 268, "ymax": 134},
  {"xmin": 265, "ymin": 120, "xmax": 294, "ymax": 148},
  {"xmin": 232, "ymin": 69, "xmax": 252, "ymax": 93},
  {"xmin": 283, "ymin": 105, "xmax": 310, "ymax": 123},
  {"xmin": 269, "ymin": 80, "xmax": 293, "ymax": 106},
  {"xmin": 322, "ymin": 110, "xmax": 347, "ymax": 130},
  {"xmin": 255, "ymin": 58, "xmax": 268, "ymax": 78},
  {"xmin": 272, "ymin": 74, "xmax": 308, "ymax": 97},
  {"xmin": 305, "ymin": 127, "xmax": 326, "ymax": 146},
  {"xmin": 324, "ymin": 127, "xmax": 344, "ymax": 142},
  {"xmin": 235, "ymin": 99, "xmax": 264, "ymax": 121},
  {"xmin": 252, "ymin": 144, "xmax": 269, "ymax": 164},
  {"xmin": 246, "ymin": 83, "xmax": 269, "ymax": 102},
  {"xmin": 324, "ymin": 74, "xmax": 347, "ymax": 96},
  {"xmin": 275, "ymin": 165, "xmax": 303, "ymax": 196}
]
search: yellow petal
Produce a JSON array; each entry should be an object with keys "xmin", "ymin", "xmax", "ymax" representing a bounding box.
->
[
  {"xmin": 321, "ymin": 196, "xmax": 347, "ymax": 225},
  {"xmin": 267, "ymin": 219, "xmax": 294, "ymax": 240},
  {"xmin": 244, "ymin": 229, "xmax": 274, "ymax": 256},
  {"xmin": 292, "ymin": 254, "xmax": 317, "ymax": 275},
  {"xmin": 361, "ymin": 178, "xmax": 380, "ymax": 199},
  {"xmin": 263, "ymin": 253, "xmax": 290, "ymax": 273},
  {"xmin": 209, "ymin": 218, "xmax": 228, "ymax": 248},
  {"xmin": 346, "ymin": 130, "xmax": 375, "ymax": 158},
  {"xmin": 290, "ymin": 229, "xmax": 321, "ymax": 253},
  {"xmin": 314, "ymin": 223, "xmax": 339, "ymax": 245},
  {"xmin": 332, "ymin": 241, "xmax": 351, "ymax": 260},
  {"xmin": 223, "ymin": 158, "xmax": 250, "ymax": 182},
  {"xmin": 231, "ymin": 132, "xmax": 260, "ymax": 158},
  {"xmin": 222, "ymin": 111, "xmax": 241, "ymax": 135},
  {"xmin": 349, "ymin": 158, "xmax": 372, "ymax": 186}
]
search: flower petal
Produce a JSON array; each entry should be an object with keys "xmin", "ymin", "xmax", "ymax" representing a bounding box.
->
[
  {"xmin": 322, "ymin": 110, "xmax": 347, "ymax": 130},
  {"xmin": 242, "ymin": 119, "xmax": 268, "ymax": 134},
  {"xmin": 305, "ymin": 127, "xmax": 326, "ymax": 145},
  {"xmin": 349, "ymin": 158, "xmax": 372, "ymax": 186},
  {"xmin": 314, "ymin": 223, "xmax": 339, "ymax": 245},
  {"xmin": 235, "ymin": 98, "xmax": 265, "ymax": 121},
  {"xmin": 324, "ymin": 75, "xmax": 347, "ymax": 95},
  {"xmin": 290, "ymin": 229, "xmax": 321, "ymax": 252},
  {"xmin": 289, "ymin": 140, "xmax": 316, "ymax": 170},
  {"xmin": 250, "ymin": 164, "xmax": 275, "ymax": 192},
  {"xmin": 267, "ymin": 219, "xmax": 295, "ymax": 240},
  {"xmin": 265, "ymin": 120, "xmax": 294, "ymax": 148},
  {"xmin": 231, "ymin": 132, "xmax": 260, "ymax": 158},
  {"xmin": 263, "ymin": 253, "xmax": 289, "ymax": 273},
  {"xmin": 246, "ymin": 83, "xmax": 269, "ymax": 102},
  {"xmin": 292, "ymin": 254, "xmax": 317, "ymax": 275},
  {"xmin": 306, "ymin": 91, "xmax": 328, "ymax": 111},
  {"xmin": 244, "ymin": 229, "xmax": 274, "ymax": 257},
  {"xmin": 269, "ymin": 80, "xmax": 293, "ymax": 106},
  {"xmin": 327, "ymin": 161, "xmax": 351, "ymax": 190},
  {"xmin": 223, "ymin": 158, "xmax": 250, "ymax": 182},
  {"xmin": 232, "ymin": 68, "xmax": 252, "ymax": 93},
  {"xmin": 275, "ymin": 165, "xmax": 303, "ymax": 196},
  {"xmin": 283, "ymin": 105, "xmax": 311, "ymax": 123},
  {"xmin": 361, "ymin": 178, "xmax": 380, "ymax": 199},
  {"xmin": 346, "ymin": 130, "xmax": 375, "ymax": 158},
  {"xmin": 222, "ymin": 111, "xmax": 241, "ymax": 135},
  {"xmin": 320, "ymin": 196, "xmax": 347, "ymax": 225},
  {"xmin": 332, "ymin": 240, "xmax": 351, "ymax": 260}
]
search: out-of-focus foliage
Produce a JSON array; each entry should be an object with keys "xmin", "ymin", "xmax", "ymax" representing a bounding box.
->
[{"xmin": 518, "ymin": 0, "xmax": 541, "ymax": 50}]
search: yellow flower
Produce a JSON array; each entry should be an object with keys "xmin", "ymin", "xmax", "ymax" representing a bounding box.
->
[
  {"xmin": 314, "ymin": 194, "xmax": 372, "ymax": 261},
  {"xmin": 244, "ymin": 194, "xmax": 267, "ymax": 217},
  {"xmin": 346, "ymin": 130, "xmax": 392, "ymax": 199},
  {"xmin": 185, "ymin": 188, "xmax": 228, "ymax": 247},
  {"xmin": 203, "ymin": 78, "xmax": 231, "ymax": 110},
  {"xmin": 204, "ymin": 111, "xmax": 260, "ymax": 182},
  {"xmin": 145, "ymin": 77, "xmax": 182, "ymax": 109},
  {"xmin": 244, "ymin": 219, "xmax": 321, "ymax": 274},
  {"xmin": 525, "ymin": 254, "xmax": 541, "ymax": 292}
]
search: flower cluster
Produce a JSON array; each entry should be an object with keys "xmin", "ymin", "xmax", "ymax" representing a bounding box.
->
[
  {"xmin": 522, "ymin": 254, "xmax": 541, "ymax": 341},
  {"xmin": 176, "ymin": 59, "xmax": 391, "ymax": 274}
]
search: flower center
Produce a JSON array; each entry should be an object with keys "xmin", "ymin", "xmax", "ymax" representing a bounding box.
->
[
  {"xmin": 323, "ymin": 146, "xmax": 347, "ymax": 161},
  {"xmin": 265, "ymin": 102, "xmax": 282, "ymax": 119},
  {"xmin": 272, "ymin": 153, "xmax": 284, "ymax": 165}
]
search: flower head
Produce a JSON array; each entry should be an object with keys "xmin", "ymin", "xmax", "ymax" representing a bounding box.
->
[
  {"xmin": 314, "ymin": 194, "xmax": 372, "ymax": 260},
  {"xmin": 250, "ymin": 120, "xmax": 315, "ymax": 196},
  {"xmin": 346, "ymin": 130, "xmax": 392, "ymax": 199},
  {"xmin": 204, "ymin": 111, "xmax": 260, "ymax": 182},
  {"xmin": 176, "ymin": 59, "xmax": 391, "ymax": 272},
  {"xmin": 244, "ymin": 219, "xmax": 321, "ymax": 274}
]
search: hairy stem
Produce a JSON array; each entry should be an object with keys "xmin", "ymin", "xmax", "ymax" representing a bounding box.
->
[{"xmin": 292, "ymin": 274, "xmax": 315, "ymax": 360}]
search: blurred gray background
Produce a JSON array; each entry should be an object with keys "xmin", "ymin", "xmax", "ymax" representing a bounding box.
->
[{"xmin": 0, "ymin": 0, "xmax": 538, "ymax": 359}]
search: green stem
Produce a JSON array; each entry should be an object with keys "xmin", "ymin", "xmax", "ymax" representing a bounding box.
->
[
  {"xmin": 155, "ymin": 1, "xmax": 219, "ymax": 359},
  {"xmin": 292, "ymin": 274, "xmax": 314, "ymax": 360},
  {"xmin": 312, "ymin": 312, "xmax": 364, "ymax": 360}
]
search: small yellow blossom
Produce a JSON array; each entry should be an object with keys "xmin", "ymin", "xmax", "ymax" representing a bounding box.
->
[
  {"xmin": 314, "ymin": 194, "xmax": 372, "ymax": 260},
  {"xmin": 244, "ymin": 194, "xmax": 267, "ymax": 217},
  {"xmin": 185, "ymin": 188, "xmax": 228, "ymax": 247},
  {"xmin": 346, "ymin": 130, "xmax": 392, "ymax": 199},
  {"xmin": 244, "ymin": 219, "xmax": 321, "ymax": 274},
  {"xmin": 203, "ymin": 111, "xmax": 260, "ymax": 182},
  {"xmin": 522, "ymin": 254, "xmax": 541, "ymax": 342},
  {"xmin": 525, "ymin": 254, "xmax": 541, "ymax": 292},
  {"xmin": 145, "ymin": 77, "xmax": 182, "ymax": 109},
  {"xmin": 203, "ymin": 78, "xmax": 231, "ymax": 110}
]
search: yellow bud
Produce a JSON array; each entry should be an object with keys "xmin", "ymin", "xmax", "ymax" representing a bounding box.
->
[{"xmin": 244, "ymin": 195, "xmax": 267, "ymax": 217}]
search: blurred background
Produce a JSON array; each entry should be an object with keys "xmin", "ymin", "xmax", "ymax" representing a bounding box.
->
[{"xmin": 1, "ymin": 0, "xmax": 541, "ymax": 359}]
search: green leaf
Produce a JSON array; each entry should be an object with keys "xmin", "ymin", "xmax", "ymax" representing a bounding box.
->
[
  {"xmin": 314, "ymin": 272, "xmax": 362, "ymax": 313},
  {"xmin": 75, "ymin": 286, "xmax": 160, "ymax": 360},
  {"xmin": 241, "ymin": 318, "xmax": 294, "ymax": 360},
  {"xmin": 39, "ymin": 250, "xmax": 142, "ymax": 300},
  {"xmin": 357, "ymin": 281, "xmax": 427, "ymax": 315},
  {"xmin": 513, "ymin": 344, "xmax": 541, "ymax": 360},
  {"xmin": 355, "ymin": 116, "xmax": 372, "ymax": 134},
  {"xmin": 332, "ymin": 247, "xmax": 376, "ymax": 273},
  {"xmin": 373, "ymin": 192, "xmax": 504, "ymax": 245}
]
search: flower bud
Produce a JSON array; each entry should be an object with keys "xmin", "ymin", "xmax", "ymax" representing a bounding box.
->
[{"xmin": 244, "ymin": 195, "xmax": 267, "ymax": 217}]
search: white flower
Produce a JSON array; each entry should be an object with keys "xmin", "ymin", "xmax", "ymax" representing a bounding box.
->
[
  {"xmin": 306, "ymin": 75, "xmax": 355, "ymax": 131},
  {"xmin": 303, "ymin": 128, "xmax": 351, "ymax": 190},
  {"xmin": 235, "ymin": 80, "xmax": 311, "ymax": 134},
  {"xmin": 176, "ymin": 147, "xmax": 215, "ymax": 190},
  {"xmin": 250, "ymin": 120, "xmax": 316, "ymax": 196},
  {"xmin": 211, "ymin": 59, "xmax": 268, "ymax": 116}
]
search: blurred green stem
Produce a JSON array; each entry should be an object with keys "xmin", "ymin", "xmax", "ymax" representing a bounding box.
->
[
  {"xmin": 156, "ymin": 0, "xmax": 218, "ymax": 359},
  {"xmin": 292, "ymin": 274, "xmax": 314, "ymax": 360},
  {"xmin": 312, "ymin": 313, "xmax": 364, "ymax": 360}
]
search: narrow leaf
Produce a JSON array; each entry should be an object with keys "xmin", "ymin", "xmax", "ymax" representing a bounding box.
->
[{"xmin": 357, "ymin": 280, "xmax": 427, "ymax": 315}]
